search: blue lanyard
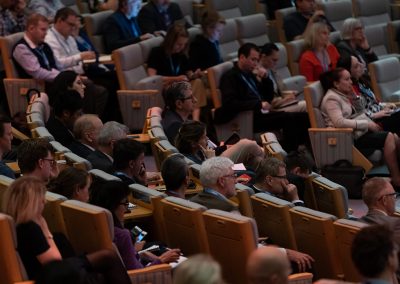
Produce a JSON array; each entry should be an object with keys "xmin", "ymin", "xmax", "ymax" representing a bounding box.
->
[
  {"xmin": 240, "ymin": 73, "xmax": 260, "ymax": 99},
  {"xmin": 359, "ymin": 83, "xmax": 376, "ymax": 101},
  {"xmin": 169, "ymin": 57, "xmax": 180, "ymax": 75}
]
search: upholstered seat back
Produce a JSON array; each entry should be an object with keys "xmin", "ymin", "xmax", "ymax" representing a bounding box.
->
[
  {"xmin": 364, "ymin": 24, "xmax": 389, "ymax": 57},
  {"xmin": 64, "ymin": 152, "xmax": 92, "ymax": 171},
  {"xmin": 43, "ymin": 191, "xmax": 68, "ymax": 236},
  {"xmin": 275, "ymin": 6, "xmax": 296, "ymax": 43},
  {"xmin": 235, "ymin": 13, "xmax": 269, "ymax": 46},
  {"xmin": 353, "ymin": 0, "xmax": 390, "ymax": 27},
  {"xmin": 84, "ymin": 10, "xmax": 113, "ymax": 54},
  {"xmin": 207, "ymin": 61, "xmax": 234, "ymax": 108},
  {"xmin": 219, "ymin": 19, "xmax": 240, "ymax": 61},
  {"xmin": 1, "ymin": 32, "xmax": 24, "ymax": 78},
  {"xmin": 320, "ymin": 0, "xmax": 353, "ymax": 31},
  {"xmin": 286, "ymin": 39, "xmax": 306, "ymax": 76},
  {"xmin": 206, "ymin": 0, "xmax": 242, "ymax": 19},
  {"xmin": 304, "ymin": 81, "xmax": 326, "ymax": 128},
  {"xmin": 369, "ymin": 57, "xmax": 400, "ymax": 102}
]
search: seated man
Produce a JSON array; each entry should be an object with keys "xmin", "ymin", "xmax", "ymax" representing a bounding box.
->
[
  {"xmin": 352, "ymin": 224, "xmax": 399, "ymax": 283},
  {"xmin": 252, "ymin": 158, "xmax": 305, "ymax": 206},
  {"xmin": 0, "ymin": 0, "xmax": 26, "ymax": 36},
  {"xmin": 0, "ymin": 115, "xmax": 14, "ymax": 178},
  {"xmin": 69, "ymin": 114, "xmax": 103, "ymax": 159},
  {"xmin": 161, "ymin": 153, "xmax": 189, "ymax": 198},
  {"xmin": 138, "ymin": 0, "xmax": 187, "ymax": 35},
  {"xmin": 161, "ymin": 81, "xmax": 196, "ymax": 143},
  {"xmin": 283, "ymin": 0, "xmax": 334, "ymax": 41},
  {"xmin": 103, "ymin": 0, "xmax": 154, "ymax": 54},
  {"xmin": 216, "ymin": 43, "xmax": 309, "ymax": 152},
  {"xmin": 17, "ymin": 138, "xmax": 58, "ymax": 182},
  {"xmin": 46, "ymin": 89, "xmax": 83, "ymax": 147},
  {"xmin": 87, "ymin": 121, "xmax": 128, "ymax": 173}
]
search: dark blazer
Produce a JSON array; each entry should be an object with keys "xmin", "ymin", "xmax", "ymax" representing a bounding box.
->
[
  {"xmin": 138, "ymin": 1, "xmax": 186, "ymax": 34},
  {"xmin": 103, "ymin": 11, "xmax": 141, "ymax": 53},
  {"xmin": 190, "ymin": 190, "xmax": 238, "ymax": 212},
  {"xmin": 336, "ymin": 39, "xmax": 378, "ymax": 66},
  {"xmin": 360, "ymin": 209, "xmax": 400, "ymax": 240},
  {"xmin": 87, "ymin": 150, "xmax": 114, "ymax": 173},
  {"xmin": 68, "ymin": 141, "xmax": 94, "ymax": 159},
  {"xmin": 45, "ymin": 116, "xmax": 75, "ymax": 147}
]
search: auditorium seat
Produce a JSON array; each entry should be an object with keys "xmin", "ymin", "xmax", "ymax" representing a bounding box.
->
[
  {"xmin": 235, "ymin": 13, "xmax": 270, "ymax": 46},
  {"xmin": 274, "ymin": 6, "xmax": 296, "ymax": 43},
  {"xmin": 43, "ymin": 191, "xmax": 68, "ymax": 237},
  {"xmin": 369, "ymin": 57, "xmax": 400, "ymax": 102},
  {"xmin": 320, "ymin": 0, "xmax": 353, "ymax": 31},
  {"xmin": 84, "ymin": 10, "xmax": 114, "ymax": 54},
  {"xmin": 205, "ymin": 0, "xmax": 242, "ymax": 20},
  {"xmin": 218, "ymin": 19, "xmax": 240, "ymax": 61}
]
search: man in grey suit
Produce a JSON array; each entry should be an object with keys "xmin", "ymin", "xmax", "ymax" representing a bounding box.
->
[{"xmin": 360, "ymin": 177, "xmax": 400, "ymax": 238}]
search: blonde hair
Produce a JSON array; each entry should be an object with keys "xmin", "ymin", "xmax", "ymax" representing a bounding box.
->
[
  {"xmin": 3, "ymin": 176, "xmax": 47, "ymax": 224},
  {"xmin": 304, "ymin": 21, "xmax": 329, "ymax": 49}
]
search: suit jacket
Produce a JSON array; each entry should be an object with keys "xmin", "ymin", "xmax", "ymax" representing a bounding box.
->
[
  {"xmin": 103, "ymin": 11, "xmax": 141, "ymax": 53},
  {"xmin": 45, "ymin": 115, "xmax": 75, "ymax": 147},
  {"xmin": 138, "ymin": 1, "xmax": 185, "ymax": 34},
  {"xmin": 68, "ymin": 141, "xmax": 94, "ymax": 159},
  {"xmin": 190, "ymin": 190, "xmax": 238, "ymax": 212},
  {"xmin": 360, "ymin": 209, "xmax": 400, "ymax": 242},
  {"xmin": 87, "ymin": 150, "xmax": 114, "ymax": 173},
  {"xmin": 336, "ymin": 39, "xmax": 378, "ymax": 67}
]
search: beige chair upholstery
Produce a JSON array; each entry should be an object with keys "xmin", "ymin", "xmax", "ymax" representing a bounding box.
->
[
  {"xmin": 232, "ymin": 183, "xmax": 254, "ymax": 217},
  {"xmin": 235, "ymin": 13, "xmax": 269, "ymax": 46},
  {"xmin": 138, "ymin": 36, "xmax": 164, "ymax": 65},
  {"xmin": 289, "ymin": 207, "xmax": 342, "ymax": 279},
  {"xmin": 352, "ymin": 0, "xmax": 390, "ymax": 27},
  {"xmin": 153, "ymin": 140, "xmax": 179, "ymax": 170},
  {"xmin": 61, "ymin": 0, "xmax": 82, "ymax": 13},
  {"xmin": 218, "ymin": 19, "xmax": 240, "ymax": 61},
  {"xmin": 43, "ymin": 191, "xmax": 68, "ymax": 237},
  {"xmin": 251, "ymin": 192, "xmax": 297, "ymax": 250},
  {"xmin": 0, "ymin": 175, "xmax": 14, "ymax": 210},
  {"xmin": 260, "ymin": 132, "xmax": 287, "ymax": 161},
  {"xmin": 60, "ymin": 200, "xmax": 172, "ymax": 283},
  {"xmin": 275, "ymin": 6, "xmax": 296, "ymax": 43},
  {"xmin": 63, "ymin": 152, "xmax": 92, "ymax": 171},
  {"xmin": 84, "ymin": 10, "xmax": 114, "ymax": 54},
  {"xmin": 161, "ymin": 196, "xmax": 209, "ymax": 255},
  {"xmin": 0, "ymin": 213, "xmax": 29, "ymax": 284},
  {"xmin": 49, "ymin": 141, "xmax": 71, "ymax": 160},
  {"xmin": 364, "ymin": 24, "xmax": 395, "ymax": 58},
  {"xmin": 369, "ymin": 57, "xmax": 400, "ymax": 102},
  {"xmin": 387, "ymin": 20, "xmax": 400, "ymax": 53},
  {"xmin": 203, "ymin": 209, "xmax": 258, "ymax": 284},
  {"xmin": 207, "ymin": 61, "xmax": 254, "ymax": 141},
  {"xmin": 149, "ymin": 127, "xmax": 168, "ymax": 171},
  {"xmin": 31, "ymin": 126, "xmax": 55, "ymax": 141},
  {"xmin": 311, "ymin": 176, "xmax": 350, "ymax": 219},
  {"xmin": 286, "ymin": 39, "xmax": 306, "ymax": 76},
  {"xmin": 205, "ymin": 0, "xmax": 242, "ymax": 19},
  {"xmin": 320, "ymin": 0, "xmax": 353, "ymax": 31},
  {"xmin": 333, "ymin": 219, "xmax": 368, "ymax": 282},
  {"xmin": 171, "ymin": 0, "xmax": 196, "ymax": 26},
  {"xmin": 89, "ymin": 168, "xmax": 121, "ymax": 182},
  {"xmin": 1, "ymin": 32, "xmax": 44, "ymax": 116},
  {"xmin": 26, "ymin": 112, "xmax": 45, "ymax": 130},
  {"xmin": 26, "ymin": 91, "xmax": 50, "ymax": 122}
]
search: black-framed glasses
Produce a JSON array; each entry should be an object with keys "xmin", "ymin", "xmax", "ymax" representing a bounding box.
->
[
  {"xmin": 378, "ymin": 192, "xmax": 400, "ymax": 200},
  {"xmin": 271, "ymin": 175, "xmax": 288, "ymax": 180},
  {"xmin": 42, "ymin": 158, "xmax": 56, "ymax": 166}
]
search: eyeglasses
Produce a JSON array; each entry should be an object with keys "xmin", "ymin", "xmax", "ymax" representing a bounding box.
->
[
  {"xmin": 271, "ymin": 175, "xmax": 288, "ymax": 180},
  {"xmin": 378, "ymin": 192, "xmax": 400, "ymax": 200},
  {"xmin": 222, "ymin": 173, "xmax": 237, "ymax": 179},
  {"xmin": 42, "ymin": 158, "xmax": 56, "ymax": 166}
]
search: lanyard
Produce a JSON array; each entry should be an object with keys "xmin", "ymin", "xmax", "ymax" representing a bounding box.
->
[
  {"xmin": 169, "ymin": 57, "xmax": 180, "ymax": 75},
  {"xmin": 34, "ymin": 46, "xmax": 50, "ymax": 69},
  {"xmin": 50, "ymin": 28, "xmax": 72, "ymax": 55},
  {"xmin": 240, "ymin": 73, "xmax": 260, "ymax": 99}
]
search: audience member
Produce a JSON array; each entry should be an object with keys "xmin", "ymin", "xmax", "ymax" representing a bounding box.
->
[
  {"xmin": 113, "ymin": 138, "xmax": 147, "ymax": 185},
  {"xmin": 336, "ymin": 18, "xmax": 378, "ymax": 75},
  {"xmin": 216, "ymin": 43, "xmax": 310, "ymax": 152},
  {"xmin": 87, "ymin": 121, "xmax": 128, "ymax": 173},
  {"xmin": 162, "ymin": 81, "xmax": 197, "ymax": 143},
  {"xmin": 173, "ymin": 254, "xmax": 224, "ymax": 284},
  {"xmin": 247, "ymin": 246, "xmax": 291, "ymax": 284},
  {"xmin": 3, "ymin": 176, "xmax": 131, "ymax": 283},
  {"xmin": 190, "ymin": 156, "xmax": 239, "ymax": 213},
  {"xmin": 336, "ymin": 55, "xmax": 400, "ymax": 135},
  {"xmin": 320, "ymin": 68, "xmax": 400, "ymax": 187},
  {"xmin": 27, "ymin": 0, "xmax": 64, "ymax": 22},
  {"xmin": 45, "ymin": 89, "xmax": 83, "ymax": 147},
  {"xmin": 189, "ymin": 11, "xmax": 225, "ymax": 71},
  {"xmin": 299, "ymin": 22, "xmax": 339, "ymax": 82},
  {"xmin": 47, "ymin": 167, "xmax": 92, "ymax": 202},
  {"xmin": 147, "ymin": 24, "xmax": 206, "ymax": 120},
  {"xmin": 70, "ymin": 114, "xmax": 103, "ymax": 159},
  {"xmin": 283, "ymin": 0, "xmax": 334, "ymax": 41},
  {"xmin": 253, "ymin": 158, "xmax": 305, "ymax": 206},
  {"xmin": 352, "ymin": 224, "xmax": 399, "ymax": 284},
  {"xmin": 0, "ymin": 115, "xmax": 14, "ymax": 178},
  {"xmin": 17, "ymin": 138, "xmax": 58, "ymax": 182},
  {"xmin": 262, "ymin": 0, "xmax": 293, "ymax": 20},
  {"xmin": 175, "ymin": 120, "xmax": 264, "ymax": 170},
  {"xmin": 138, "ymin": 0, "xmax": 186, "ymax": 35},
  {"xmin": 103, "ymin": 0, "xmax": 153, "ymax": 53},
  {"xmin": 161, "ymin": 153, "xmax": 189, "ymax": 198},
  {"xmin": 0, "ymin": 0, "xmax": 26, "ymax": 36},
  {"xmin": 256, "ymin": 43, "xmax": 306, "ymax": 112},
  {"xmin": 90, "ymin": 180, "xmax": 181, "ymax": 269}
]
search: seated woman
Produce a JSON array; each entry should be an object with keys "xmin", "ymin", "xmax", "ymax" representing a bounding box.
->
[
  {"xmin": 90, "ymin": 180, "xmax": 181, "ymax": 269},
  {"xmin": 336, "ymin": 55, "xmax": 400, "ymax": 135},
  {"xmin": 299, "ymin": 22, "xmax": 340, "ymax": 82},
  {"xmin": 161, "ymin": 153, "xmax": 189, "ymax": 198},
  {"xmin": 320, "ymin": 68, "xmax": 400, "ymax": 187},
  {"xmin": 147, "ymin": 24, "xmax": 207, "ymax": 121},
  {"xmin": 47, "ymin": 167, "xmax": 92, "ymax": 202},
  {"xmin": 175, "ymin": 120, "xmax": 264, "ymax": 171},
  {"xmin": 3, "ymin": 176, "xmax": 131, "ymax": 282}
]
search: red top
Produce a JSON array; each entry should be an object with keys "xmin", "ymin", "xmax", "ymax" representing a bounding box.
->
[{"xmin": 299, "ymin": 44, "xmax": 340, "ymax": 82}]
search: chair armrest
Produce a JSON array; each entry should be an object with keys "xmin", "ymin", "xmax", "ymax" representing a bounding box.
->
[
  {"xmin": 12, "ymin": 127, "xmax": 29, "ymax": 140},
  {"xmin": 135, "ymin": 75, "xmax": 163, "ymax": 91},
  {"xmin": 308, "ymin": 127, "xmax": 353, "ymax": 133},
  {"xmin": 128, "ymin": 264, "xmax": 172, "ymax": 284},
  {"xmin": 288, "ymin": 272, "xmax": 313, "ymax": 284}
]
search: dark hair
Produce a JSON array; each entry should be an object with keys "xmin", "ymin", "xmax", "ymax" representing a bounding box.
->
[
  {"xmin": 284, "ymin": 150, "xmax": 314, "ymax": 173},
  {"xmin": 162, "ymin": 81, "xmax": 192, "ymax": 112},
  {"xmin": 259, "ymin": 43, "xmax": 279, "ymax": 56},
  {"xmin": 319, "ymin": 68, "xmax": 346, "ymax": 92},
  {"xmin": 48, "ymin": 167, "xmax": 90, "ymax": 199},
  {"xmin": 52, "ymin": 89, "xmax": 83, "ymax": 118},
  {"xmin": 0, "ymin": 114, "xmax": 11, "ymax": 137},
  {"xmin": 254, "ymin": 158, "xmax": 285, "ymax": 184},
  {"xmin": 17, "ymin": 139, "xmax": 54, "ymax": 174},
  {"xmin": 90, "ymin": 180, "xmax": 131, "ymax": 228},
  {"xmin": 200, "ymin": 10, "xmax": 225, "ymax": 31},
  {"xmin": 113, "ymin": 138, "xmax": 145, "ymax": 170},
  {"xmin": 161, "ymin": 24, "xmax": 189, "ymax": 56},
  {"xmin": 336, "ymin": 54, "xmax": 352, "ymax": 72},
  {"xmin": 48, "ymin": 71, "xmax": 79, "ymax": 106},
  {"xmin": 54, "ymin": 7, "xmax": 77, "ymax": 23},
  {"xmin": 352, "ymin": 224, "xmax": 396, "ymax": 278},
  {"xmin": 161, "ymin": 154, "xmax": 188, "ymax": 192},
  {"xmin": 238, "ymin": 42, "xmax": 259, "ymax": 58},
  {"xmin": 175, "ymin": 120, "xmax": 206, "ymax": 155}
]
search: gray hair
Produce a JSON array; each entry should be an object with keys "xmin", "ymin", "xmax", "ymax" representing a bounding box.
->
[
  {"xmin": 73, "ymin": 114, "xmax": 101, "ymax": 139},
  {"xmin": 97, "ymin": 121, "xmax": 128, "ymax": 146},
  {"xmin": 200, "ymin": 157, "xmax": 234, "ymax": 188},
  {"xmin": 341, "ymin": 18, "xmax": 362, "ymax": 41},
  {"xmin": 362, "ymin": 177, "xmax": 390, "ymax": 207}
]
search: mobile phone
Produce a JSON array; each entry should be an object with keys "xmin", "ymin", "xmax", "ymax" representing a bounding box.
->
[{"xmin": 131, "ymin": 226, "xmax": 147, "ymax": 242}]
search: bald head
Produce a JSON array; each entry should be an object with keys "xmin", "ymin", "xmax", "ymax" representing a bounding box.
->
[
  {"xmin": 73, "ymin": 114, "xmax": 103, "ymax": 147},
  {"xmin": 247, "ymin": 247, "xmax": 291, "ymax": 284}
]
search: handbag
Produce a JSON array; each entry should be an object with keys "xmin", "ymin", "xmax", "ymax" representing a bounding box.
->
[{"xmin": 321, "ymin": 159, "xmax": 365, "ymax": 199}]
